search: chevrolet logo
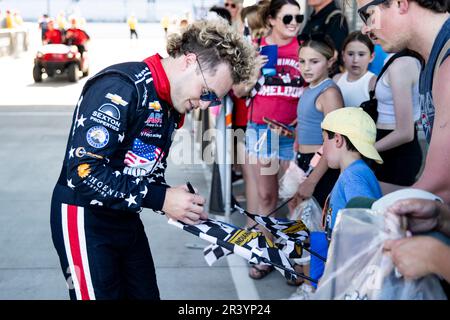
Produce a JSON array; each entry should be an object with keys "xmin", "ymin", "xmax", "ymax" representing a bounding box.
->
[
  {"xmin": 106, "ymin": 93, "xmax": 128, "ymax": 106},
  {"xmin": 149, "ymin": 101, "xmax": 161, "ymax": 111}
]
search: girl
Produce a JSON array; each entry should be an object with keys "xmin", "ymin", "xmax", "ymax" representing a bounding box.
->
[
  {"xmin": 296, "ymin": 34, "xmax": 343, "ymax": 208},
  {"xmin": 333, "ymin": 31, "xmax": 377, "ymax": 108},
  {"xmin": 244, "ymin": 0, "xmax": 305, "ymax": 280},
  {"xmin": 373, "ymin": 51, "xmax": 423, "ymax": 191},
  {"xmin": 293, "ymin": 34, "xmax": 344, "ymax": 289}
]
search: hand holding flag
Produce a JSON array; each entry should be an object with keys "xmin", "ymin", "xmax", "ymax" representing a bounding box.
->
[{"xmin": 162, "ymin": 185, "xmax": 207, "ymax": 224}]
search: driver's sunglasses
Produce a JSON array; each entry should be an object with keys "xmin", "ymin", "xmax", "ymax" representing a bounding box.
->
[
  {"xmin": 281, "ymin": 14, "xmax": 304, "ymax": 25},
  {"xmin": 225, "ymin": 3, "xmax": 237, "ymax": 9},
  {"xmin": 358, "ymin": 0, "xmax": 388, "ymax": 25},
  {"xmin": 197, "ymin": 59, "xmax": 222, "ymax": 107}
]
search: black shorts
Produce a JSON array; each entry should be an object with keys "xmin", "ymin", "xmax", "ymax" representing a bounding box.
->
[{"xmin": 372, "ymin": 128, "xmax": 423, "ymax": 186}]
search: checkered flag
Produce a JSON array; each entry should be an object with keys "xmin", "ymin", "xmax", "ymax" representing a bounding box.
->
[
  {"xmin": 168, "ymin": 218, "xmax": 315, "ymax": 283},
  {"xmin": 203, "ymin": 244, "xmax": 232, "ymax": 267},
  {"xmin": 235, "ymin": 205, "xmax": 309, "ymax": 259}
]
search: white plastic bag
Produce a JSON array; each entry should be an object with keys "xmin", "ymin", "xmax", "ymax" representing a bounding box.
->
[
  {"xmin": 290, "ymin": 197, "xmax": 323, "ymax": 232},
  {"xmin": 278, "ymin": 161, "xmax": 307, "ymax": 199},
  {"xmin": 286, "ymin": 198, "xmax": 323, "ymax": 266},
  {"xmin": 312, "ymin": 208, "xmax": 447, "ymax": 300}
]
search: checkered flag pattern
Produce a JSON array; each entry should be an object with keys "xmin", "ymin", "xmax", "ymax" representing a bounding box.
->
[
  {"xmin": 168, "ymin": 218, "xmax": 301, "ymax": 282},
  {"xmin": 235, "ymin": 205, "xmax": 310, "ymax": 259}
]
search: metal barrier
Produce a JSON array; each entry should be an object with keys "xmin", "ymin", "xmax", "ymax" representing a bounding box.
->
[{"xmin": 0, "ymin": 28, "xmax": 29, "ymax": 57}]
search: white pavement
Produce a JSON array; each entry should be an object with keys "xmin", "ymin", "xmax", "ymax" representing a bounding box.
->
[{"xmin": 0, "ymin": 23, "xmax": 298, "ymax": 300}]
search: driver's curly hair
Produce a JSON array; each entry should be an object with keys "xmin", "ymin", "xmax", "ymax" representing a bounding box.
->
[{"xmin": 166, "ymin": 19, "xmax": 256, "ymax": 84}]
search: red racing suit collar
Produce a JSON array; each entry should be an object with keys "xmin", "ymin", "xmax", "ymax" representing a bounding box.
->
[{"xmin": 143, "ymin": 54, "xmax": 184, "ymax": 127}]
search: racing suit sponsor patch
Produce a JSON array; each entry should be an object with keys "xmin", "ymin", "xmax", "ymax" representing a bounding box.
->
[
  {"xmin": 83, "ymin": 175, "xmax": 126, "ymax": 199},
  {"xmin": 78, "ymin": 163, "xmax": 91, "ymax": 178},
  {"xmin": 86, "ymin": 126, "xmax": 110, "ymax": 148},
  {"xmin": 98, "ymin": 103, "xmax": 121, "ymax": 120},
  {"xmin": 75, "ymin": 147, "xmax": 104, "ymax": 160},
  {"xmin": 105, "ymin": 93, "xmax": 128, "ymax": 106},
  {"xmin": 90, "ymin": 103, "xmax": 122, "ymax": 131},
  {"xmin": 149, "ymin": 101, "xmax": 162, "ymax": 111},
  {"xmin": 140, "ymin": 128, "xmax": 162, "ymax": 139},
  {"xmin": 145, "ymin": 112, "xmax": 163, "ymax": 128}
]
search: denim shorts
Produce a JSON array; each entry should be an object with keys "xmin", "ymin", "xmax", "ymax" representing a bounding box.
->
[{"xmin": 245, "ymin": 122, "xmax": 295, "ymax": 161}]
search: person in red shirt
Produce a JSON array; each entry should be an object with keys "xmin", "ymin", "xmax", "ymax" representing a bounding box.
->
[
  {"xmin": 242, "ymin": 0, "xmax": 305, "ymax": 281},
  {"xmin": 65, "ymin": 18, "xmax": 90, "ymax": 55},
  {"xmin": 43, "ymin": 20, "xmax": 62, "ymax": 44}
]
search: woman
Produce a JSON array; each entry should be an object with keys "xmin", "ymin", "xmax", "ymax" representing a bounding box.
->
[
  {"xmin": 373, "ymin": 52, "xmax": 423, "ymax": 192},
  {"xmin": 244, "ymin": 0, "xmax": 305, "ymax": 280}
]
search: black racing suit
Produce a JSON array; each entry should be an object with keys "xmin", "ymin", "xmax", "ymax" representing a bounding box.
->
[{"xmin": 50, "ymin": 61, "xmax": 181, "ymax": 300}]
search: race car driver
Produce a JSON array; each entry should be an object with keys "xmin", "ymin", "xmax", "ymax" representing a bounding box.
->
[{"xmin": 50, "ymin": 19, "xmax": 256, "ymax": 300}]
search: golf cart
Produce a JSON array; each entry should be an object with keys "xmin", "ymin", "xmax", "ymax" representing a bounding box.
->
[{"xmin": 32, "ymin": 43, "xmax": 89, "ymax": 83}]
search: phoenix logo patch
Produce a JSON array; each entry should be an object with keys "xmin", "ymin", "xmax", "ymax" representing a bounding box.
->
[{"xmin": 77, "ymin": 164, "xmax": 91, "ymax": 178}]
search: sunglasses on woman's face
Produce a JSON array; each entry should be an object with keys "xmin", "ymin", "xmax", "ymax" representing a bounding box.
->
[
  {"xmin": 281, "ymin": 14, "xmax": 304, "ymax": 25},
  {"xmin": 225, "ymin": 3, "xmax": 237, "ymax": 9}
]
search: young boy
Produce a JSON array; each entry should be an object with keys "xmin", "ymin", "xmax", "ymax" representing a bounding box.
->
[
  {"xmin": 321, "ymin": 107, "xmax": 383, "ymax": 238},
  {"xmin": 292, "ymin": 107, "xmax": 383, "ymax": 299}
]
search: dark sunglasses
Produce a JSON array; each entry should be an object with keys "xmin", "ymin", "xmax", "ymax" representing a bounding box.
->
[
  {"xmin": 197, "ymin": 60, "xmax": 222, "ymax": 107},
  {"xmin": 200, "ymin": 91, "xmax": 222, "ymax": 106},
  {"xmin": 225, "ymin": 3, "xmax": 237, "ymax": 9},
  {"xmin": 281, "ymin": 14, "xmax": 304, "ymax": 25},
  {"xmin": 358, "ymin": 0, "xmax": 387, "ymax": 25}
]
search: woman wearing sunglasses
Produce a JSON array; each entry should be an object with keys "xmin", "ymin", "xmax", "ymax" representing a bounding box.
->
[
  {"xmin": 224, "ymin": 0, "xmax": 245, "ymax": 33},
  {"xmin": 244, "ymin": 0, "xmax": 306, "ymax": 281}
]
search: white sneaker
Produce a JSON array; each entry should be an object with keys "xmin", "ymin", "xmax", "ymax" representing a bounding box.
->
[{"xmin": 289, "ymin": 283, "xmax": 314, "ymax": 300}]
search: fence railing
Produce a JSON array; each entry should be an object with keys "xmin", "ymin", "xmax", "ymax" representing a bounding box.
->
[{"xmin": 0, "ymin": 28, "xmax": 29, "ymax": 57}]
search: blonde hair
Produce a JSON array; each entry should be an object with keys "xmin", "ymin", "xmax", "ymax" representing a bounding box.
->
[
  {"xmin": 167, "ymin": 19, "xmax": 256, "ymax": 84},
  {"xmin": 241, "ymin": 4, "xmax": 268, "ymax": 38}
]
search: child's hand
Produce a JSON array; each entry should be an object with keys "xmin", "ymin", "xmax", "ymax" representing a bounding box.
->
[
  {"xmin": 296, "ymin": 177, "xmax": 316, "ymax": 201},
  {"xmin": 256, "ymin": 54, "xmax": 269, "ymax": 69}
]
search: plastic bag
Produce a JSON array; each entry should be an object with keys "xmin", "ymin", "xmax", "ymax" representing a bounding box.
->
[
  {"xmin": 312, "ymin": 208, "xmax": 447, "ymax": 300},
  {"xmin": 278, "ymin": 161, "xmax": 307, "ymax": 199},
  {"xmin": 286, "ymin": 198, "xmax": 324, "ymax": 266},
  {"xmin": 290, "ymin": 197, "xmax": 323, "ymax": 232}
]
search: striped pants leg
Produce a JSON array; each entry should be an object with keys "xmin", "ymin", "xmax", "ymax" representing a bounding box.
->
[{"xmin": 50, "ymin": 200, "xmax": 160, "ymax": 300}]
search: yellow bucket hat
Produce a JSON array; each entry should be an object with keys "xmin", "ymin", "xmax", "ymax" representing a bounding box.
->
[{"xmin": 321, "ymin": 107, "xmax": 383, "ymax": 164}]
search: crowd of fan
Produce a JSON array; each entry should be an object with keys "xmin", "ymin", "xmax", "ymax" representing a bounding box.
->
[
  {"xmin": 0, "ymin": 8, "xmax": 23, "ymax": 29},
  {"xmin": 192, "ymin": 0, "xmax": 450, "ymax": 299}
]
